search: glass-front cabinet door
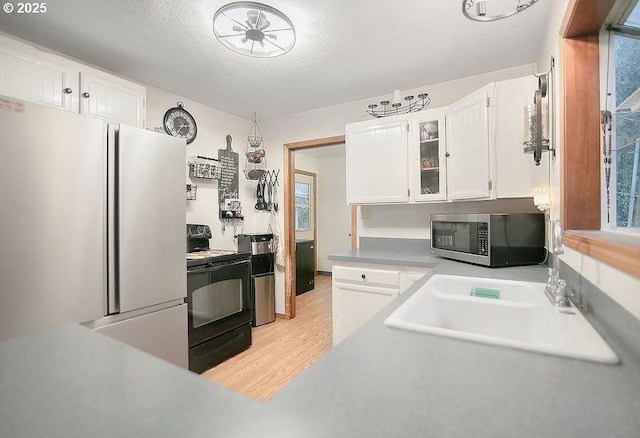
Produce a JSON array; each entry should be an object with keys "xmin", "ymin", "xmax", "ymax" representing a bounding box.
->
[{"xmin": 411, "ymin": 108, "xmax": 447, "ymax": 201}]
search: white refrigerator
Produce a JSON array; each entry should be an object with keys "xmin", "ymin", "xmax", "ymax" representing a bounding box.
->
[{"xmin": 0, "ymin": 97, "xmax": 187, "ymax": 368}]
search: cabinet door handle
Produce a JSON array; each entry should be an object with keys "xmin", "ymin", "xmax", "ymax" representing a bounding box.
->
[
  {"xmin": 361, "ymin": 274, "xmax": 366, "ymax": 279},
  {"xmin": 82, "ymin": 92, "xmax": 91, "ymax": 98},
  {"xmin": 445, "ymin": 152, "xmax": 450, "ymax": 158},
  {"xmin": 63, "ymin": 88, "xmax": 73, "ymax": 94}
]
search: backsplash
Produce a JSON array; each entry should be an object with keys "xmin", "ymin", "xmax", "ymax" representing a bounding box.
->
[
  {"xmin": 560, "ymin": 260, "xmax": 640, "ymax": 363},
  {"xmin": 357, "ymin": 198, "xmax": 538, "ymax": 240},
  {"xmin": 359, "ymin": 237, "xmax": 430, "ymax": 252}
]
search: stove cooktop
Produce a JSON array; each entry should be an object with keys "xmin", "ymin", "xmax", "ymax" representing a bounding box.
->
[
  {"xmin": 187, "ymin": 249, "xmax": 236, "ymax": 260},
  {"xmin": 186, "ymin": 249, "xmax": 251, "ymax": 270}
]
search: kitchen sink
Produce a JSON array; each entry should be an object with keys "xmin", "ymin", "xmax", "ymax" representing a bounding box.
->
[{"xmin": 384, "ymin": 274, "xmax": 619, "ymax": 364}]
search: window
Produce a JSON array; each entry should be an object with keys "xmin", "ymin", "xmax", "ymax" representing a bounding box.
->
[
  {"xmin": 295, "ymin": 182, "xmax": 310, "ymax": 230},
  {"xmin": 561, "ymin": 0, "xmax": 640, "ymax": 279},
  {"xmin": 604, "ymin": 1, "xmax": 640, "ymax": 229}
]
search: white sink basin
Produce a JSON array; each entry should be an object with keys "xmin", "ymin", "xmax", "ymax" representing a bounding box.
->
[{"xmin": 384, "ymin": 274, "xmax": 619, "ymax": 364}]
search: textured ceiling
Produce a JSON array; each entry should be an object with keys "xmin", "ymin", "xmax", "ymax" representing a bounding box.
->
[{"xmin": 0, "ymin": 0, "xmax": 554, "ymax": 121}]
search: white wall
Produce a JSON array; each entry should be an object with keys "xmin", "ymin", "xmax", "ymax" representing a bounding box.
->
[
  {"xmin": 145, "ymin": 86, "xmax": 272, "ymax": 251},
  {"xmin": 317, "ymin": 153, "xmax": 350, "ymax": 272},
  {"xmin": 294, "ymin": 150, "xmax": 350, "ymax": 273}
]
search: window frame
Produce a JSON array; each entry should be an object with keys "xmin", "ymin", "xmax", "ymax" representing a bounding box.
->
[
  {"xmin": 294, "ymin": 181, "xmax": 311, "ymax": 231},
  {"xmin": 602, "ymin": 30, "xmax": 640, "ymax": 230},
  {"xmin": 561, "ymin": 0, "xmax": 640, "ymax": 278}
]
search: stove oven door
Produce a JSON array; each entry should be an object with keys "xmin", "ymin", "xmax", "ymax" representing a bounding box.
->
[{"xmin": 186, "ymin": 258, "xmax": 252, "ymax": 348}]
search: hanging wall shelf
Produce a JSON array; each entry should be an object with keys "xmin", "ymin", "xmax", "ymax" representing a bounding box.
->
[{"xmin": 188, "ymin": 155, "xmax": 221, "ymax": 179}]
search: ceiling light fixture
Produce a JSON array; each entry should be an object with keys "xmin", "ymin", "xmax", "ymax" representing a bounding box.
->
[
  {"xmin": 462, "ymin": 0, "xmax": 540, "ymax": 22},
  {"xmin": 367, "ymin": 90, "xmax": 431, "ymax": 118},
  {"xmin": 213, "ymin": 2, "xmax": 295, "ymax": 58}
]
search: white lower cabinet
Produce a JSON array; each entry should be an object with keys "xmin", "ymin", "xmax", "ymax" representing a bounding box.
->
[
  {"xmin": 332, "ymin": 262, "xmax": 429, "ymax": 346},
  {"xmin": 404, "ymin": 271, "xmax": 427, "ymax": 291}
]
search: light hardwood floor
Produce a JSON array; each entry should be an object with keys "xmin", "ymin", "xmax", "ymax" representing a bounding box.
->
[{"xmin": 201, "ymin": 274, "xmax": 332, "ymax": 401}]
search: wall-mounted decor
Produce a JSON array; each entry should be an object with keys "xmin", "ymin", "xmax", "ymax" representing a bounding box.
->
[
  {"xmin": 254, "ymin": 169, "xmax": 279, "ymax": 212},
  {"xmin": 218, "ymin": 135, "xmax": 243, "ymax": 220},
  {"xmin": 366, "ymin": 90, "xmax": 431, "ymax": 118},
  {"xmin": 163, "ymin": 101, "xmax": 197, "ymax": 144},
  {"xmin": 188, "ymin": 155, "xmax": 221, "ymax": 179},
  {"xmin": 523, "ymin": 57, "xmax": 555, "ymax": 166},
  {"xmin": 186, "ymin": 184, "xmax": 197, "ymax": 201}
]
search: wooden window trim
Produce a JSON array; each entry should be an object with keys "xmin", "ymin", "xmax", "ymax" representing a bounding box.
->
[{"xmin": 561, "ymin": 0, "xmax": 640, "ymax": 278}]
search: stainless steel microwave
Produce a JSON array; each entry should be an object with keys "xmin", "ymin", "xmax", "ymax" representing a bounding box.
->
[{"xmin": 430, "ymin": 213, "xmax": 546, "ymax": 267}]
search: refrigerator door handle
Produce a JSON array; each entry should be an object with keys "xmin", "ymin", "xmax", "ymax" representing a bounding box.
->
[{"xmin": 107, "ymin": 124, "xmax": 120, "ymax": 315}]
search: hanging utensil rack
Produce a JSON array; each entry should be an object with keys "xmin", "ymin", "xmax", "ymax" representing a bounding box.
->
[
  {"xmin": 254, "ymin": 169, "xmax": 280, "ymax": 212},
  {"xmin": 186, "ymin": 184, "xmax": 197, "ymax": 200}
]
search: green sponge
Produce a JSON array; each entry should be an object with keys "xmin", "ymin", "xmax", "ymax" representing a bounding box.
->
[{"xmin": 471, "ymin": 287, "xmax": 501, "ymax": 299}]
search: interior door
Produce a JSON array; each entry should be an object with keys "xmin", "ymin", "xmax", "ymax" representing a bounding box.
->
[{"xmin": 112, "ymin": 124, "xmax": 186, "ymax": 314}]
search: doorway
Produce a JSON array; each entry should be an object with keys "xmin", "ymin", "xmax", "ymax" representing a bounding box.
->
[
  {"xmin": 294, "ymin": 170, "xmax": 317, "ymax": 295},
  {"xmin": 283, "ymin": 135, "xmax": 355, "ymax": 318}
]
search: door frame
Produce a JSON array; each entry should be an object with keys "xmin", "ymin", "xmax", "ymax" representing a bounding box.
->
[
  {"xmin": 294, "ymin": 169, "xmax": 318, "ymax": 278},
  {"xmin": 283, "ymin": 135, "xmax": 348, "ymax": 319}
]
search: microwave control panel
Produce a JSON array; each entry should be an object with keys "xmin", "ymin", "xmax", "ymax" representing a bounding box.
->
[{"xmin": 478, "ymin": 223, "xmax": 488, "ymax": 256}]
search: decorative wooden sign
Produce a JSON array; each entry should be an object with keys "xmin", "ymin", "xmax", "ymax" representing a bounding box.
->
[{"xmin": 218, "ymin": 135, "xmax": 242, "ymax": 219}]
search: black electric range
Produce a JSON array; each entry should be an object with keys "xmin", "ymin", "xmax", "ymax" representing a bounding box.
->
[
  {"xmin": 186, "ymin": 224, "xmax": 251, "ymax": 269},
  {"xmin": 185, "ymin": 224, "xmax": 253, "ymax": 373}
]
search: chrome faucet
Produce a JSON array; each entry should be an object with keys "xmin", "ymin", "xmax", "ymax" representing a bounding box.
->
[{"xmin": 544, "ymin": 219, "xmax": 570, "ymax": 307}]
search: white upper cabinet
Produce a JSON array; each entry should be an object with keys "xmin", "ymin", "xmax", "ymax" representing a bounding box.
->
[
  {"xmin": 0, "ymin": 43, "xmax": 76, "ymax": 111},
  {"xmin": 345, "ymin": 115, "xmax": 409, "ymax": 204},
  {"xmin": 346, "ymin": 76, "xmax": 549, "ymax": 206},
  {"xmin": 0, "ymin": 34, "xmax": 146, "ymax": 127},
  {"xmin": 80, "ymin": 72, "xmax": 145, "ymax": 128},
  {"xmin": 410, "ymin": 107, "xmax": 448, "ymax": 202},
  {"xmin": 446, "ymin": 83, "xmax": 494, "ymax": 201},
  {"xmin": 493, "ymin": 76, "xmax": 549, "ymax": 198}
]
